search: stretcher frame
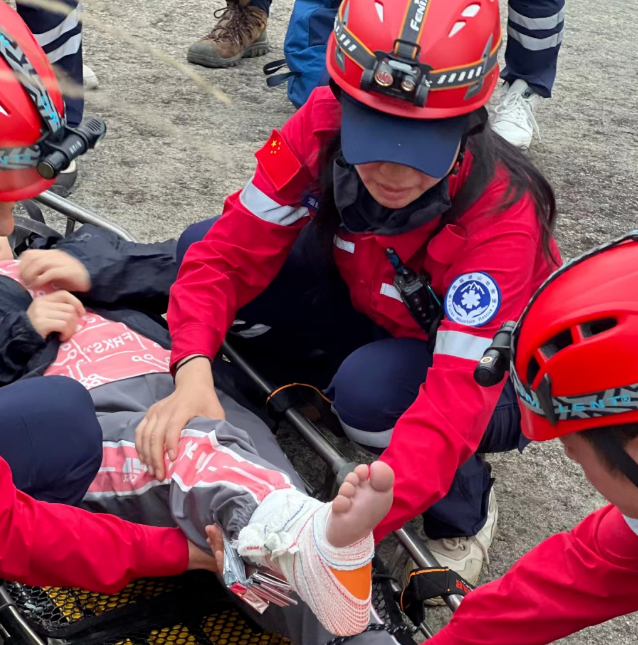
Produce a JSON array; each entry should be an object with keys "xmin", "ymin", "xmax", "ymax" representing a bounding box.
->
[{"xmin": 0, "ymin": 191, "xmax": 463, "ymax": 645}]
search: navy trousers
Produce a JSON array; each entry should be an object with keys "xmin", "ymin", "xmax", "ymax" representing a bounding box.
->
[
  {"xmin": 0, "ymin": 376, "xmax": 102, "ymax": 505},
  {"xmin": 503, "ymin": 0, "xmax": 566, "ymax": 97},
  {"xmin": 177, "ymin": 219, "xmax": 526, "ymax": 539},
  {"xmin": 17, "ymin": 0, "xmax": 84, "ymax": 127}
]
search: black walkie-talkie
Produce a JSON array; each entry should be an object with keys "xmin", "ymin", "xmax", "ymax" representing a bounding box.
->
[{"xmin": 386, "ymin": 248, "xmax": 443, "ymax": 345}]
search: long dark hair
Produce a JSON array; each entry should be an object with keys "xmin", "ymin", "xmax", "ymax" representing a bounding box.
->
[{"xmin": 310, "ymin": 103, "xmax": 557, "ymax": 266}]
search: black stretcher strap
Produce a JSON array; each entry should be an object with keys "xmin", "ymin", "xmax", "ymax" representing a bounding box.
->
[{"xmin": 400, "ymin": 567, "xmax": 474, "ymax": 626}]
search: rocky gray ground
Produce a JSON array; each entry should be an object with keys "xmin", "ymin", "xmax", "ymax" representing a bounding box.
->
[{"xmin": 34, "ymin": 0, "xmax": 638, "ymax": 641}]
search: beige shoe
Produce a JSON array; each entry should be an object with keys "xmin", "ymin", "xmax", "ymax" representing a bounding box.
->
[
  {"xmin": 187, "ymin": 1, "xmax": 269, "ymax": 69},
  {"xmin": 401, "ymin": 490, "xmax": 498, "ymax": 607}
]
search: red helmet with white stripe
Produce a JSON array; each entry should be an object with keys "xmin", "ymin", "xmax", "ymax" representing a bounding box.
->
[
  {"xmin": 0, "ymin": 2, "xmax": 65, "ymax": 201},
  {"xmin": 326, "ymin": 0, "xmax": 502, "ymax": 119}
]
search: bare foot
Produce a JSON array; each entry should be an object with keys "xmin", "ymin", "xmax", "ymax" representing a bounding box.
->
[{"xmin": 326, "ymin": 462, "xmax": 394, "ymax": 548}]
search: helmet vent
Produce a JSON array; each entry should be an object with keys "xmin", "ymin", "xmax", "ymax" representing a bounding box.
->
[
  {"xmin": 461, "ymin": 4, "xmax": 481, "ymax": 17},
  {"xmin": 540, "ymin": 328, "xmax": 573, "ymax": 359},
  {"xmin": 0, "ymin": 102, "xmax": 7, "ymax": 117},
  {"xmin": 581, "ymin": 318, "xmax": 617, "ymax": 339},
  {"xmin": 449, "ymin": 21, "xmax": 466, "ymax": 37},
  {"xmin": 375, "ymin": 1, "xmax": 384, "ymax": 22},
  {"xmin": 526, "ymin": 356, "xmax": 541, "ymax": 385}
]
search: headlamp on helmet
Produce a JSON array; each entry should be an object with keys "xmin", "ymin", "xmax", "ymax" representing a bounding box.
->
[
  {"xmin": 360, "ymin": 43, "xmax": 433, "ymax": 107},
  {"xmin": 0, "ymin": 24, "xmax": 106, "ymax": 183}
]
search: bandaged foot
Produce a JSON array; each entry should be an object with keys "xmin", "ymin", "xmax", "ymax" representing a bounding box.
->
[{"xmin": 236, "ymin": 462, "xmax": 394, "ymax": 636}]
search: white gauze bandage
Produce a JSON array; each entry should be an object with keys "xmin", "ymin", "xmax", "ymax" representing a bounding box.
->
[{"xmin": 236, "ymin": 489, "xmax": 374, "ymax": 636}]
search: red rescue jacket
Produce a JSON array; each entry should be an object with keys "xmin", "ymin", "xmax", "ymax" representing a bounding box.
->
[
  {"xmin": 427, "ymin": 505, "xmax": 638, "ymax": 645},
  {"xmin": 0, "ymin": 455, "xmax": 188, "ymax": 593},
  {"xmin": 169, "ymin": 86, "xmax": 560, "ymax": 540}
]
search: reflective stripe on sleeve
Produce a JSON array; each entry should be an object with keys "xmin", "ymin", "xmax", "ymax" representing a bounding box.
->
[
  {"xmin": 434, "ymin": 330, "xmax": 492, "ymax": 361},
  {"xmin": 239, "ymin": 178, "xmax": 309, "ymax": 226}
]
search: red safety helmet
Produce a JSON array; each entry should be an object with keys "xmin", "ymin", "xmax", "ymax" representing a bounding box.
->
[
  {"xmin": 325, "ymin": 0, "xmax": 501, "ymax": 179},
  {"xmin": 327, "ymin": 0, "xmax": 502, "ymax": 120},
  {"xmin": 511, "ymin": 234, "xmax": 638, "ymax": 441},
  {"xmin": 0, "ymin": 1, "xmax": 65, "ymax": 201}
]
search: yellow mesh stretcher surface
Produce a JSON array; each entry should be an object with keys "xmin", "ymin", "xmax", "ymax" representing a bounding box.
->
[{"xmin": 3, "ymin": 572, "xmax": 290, "ymax": 645}]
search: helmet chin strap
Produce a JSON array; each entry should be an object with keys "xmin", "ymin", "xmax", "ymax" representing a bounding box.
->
[
  {"xmin": 450, "ymin": 106, "xmax": 489, "ymax": 176},
  {"xmin": 594, "ymin": 434, "xmax": 638, "ymax": 490}
]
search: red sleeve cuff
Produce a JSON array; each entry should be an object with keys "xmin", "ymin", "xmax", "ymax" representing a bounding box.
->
[
  {"xmin": 170, "ymin": 324, "xmax": 223, "ymax": 373},
  {"xmin": 136, "ymin": 527, "xmax": 189, "ymax": 578}
]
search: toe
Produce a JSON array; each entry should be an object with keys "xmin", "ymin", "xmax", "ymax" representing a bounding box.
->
[
  {"xmin": 354, "ymin": 464, "xmax": 370, "ymax": 482},
  {"xmin": 369, "ymin": 461, "xmax": 395, "ymax": 492},
  {"xmin": 338, "ymin": 481, "xmax": 356, "ymax": 499},
  {"xmin": 332, "ymin": 493, "xmax": 353, "ymax": 514},
  {"xmin": 344, "ymin": 471, "xmax": 361, "ymax": 488}
]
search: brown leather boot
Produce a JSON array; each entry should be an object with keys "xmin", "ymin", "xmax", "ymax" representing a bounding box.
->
[{"xmin": 187, "ymin": 1, "xmax": 269, "ymax": 69}]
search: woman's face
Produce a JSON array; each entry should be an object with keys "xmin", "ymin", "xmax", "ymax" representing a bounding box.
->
[
  {"xmin": 0, "ymin": 202, "xmax": 15, "ymax": 237},
  {"xmin": 355, "ymin": 149, "xmax": 459, "ymax": 210}
]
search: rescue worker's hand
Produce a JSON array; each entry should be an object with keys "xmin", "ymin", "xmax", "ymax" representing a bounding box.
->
[
  {"xmin": 135, "ymin": 356, "xmax": 225, "ymax": 480},
  {"xmin": 20, "ymin": 249, "xmax": 91, "ymax": 293},
  {"xmin": 186, "ymin": 525, "xmax": 224, "ymax": 573},
  {"xmin": 26, "ymin": 290, "xmax": 85, "ymax": 341}
]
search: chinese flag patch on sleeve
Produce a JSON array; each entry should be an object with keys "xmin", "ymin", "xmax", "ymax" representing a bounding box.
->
[{"xmin": 254, "ymin": 129, "xmax": 303, "ymax": 191}]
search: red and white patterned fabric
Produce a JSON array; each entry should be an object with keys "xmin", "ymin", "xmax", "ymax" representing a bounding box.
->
[{"xmin": 0, "ymin": 260, "xmax": 170, "ymax": 389}]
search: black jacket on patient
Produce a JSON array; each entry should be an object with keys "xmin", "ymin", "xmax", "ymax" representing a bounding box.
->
[{"xmin": 0, "ymin": 225, "xmax": 176, "ymax": 385}]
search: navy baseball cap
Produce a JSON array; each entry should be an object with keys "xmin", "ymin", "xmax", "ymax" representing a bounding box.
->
[{"xmin": 340, "ymin": 93, "xmax": 469, "ymax": 179}]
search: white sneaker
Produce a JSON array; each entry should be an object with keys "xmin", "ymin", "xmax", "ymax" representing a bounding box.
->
[
  {"xmin": 491, "ymin": 80, "xmax": 541, "ymax": 149},
  {"xmin": 83, "ymin": 64, "xmax": 99, "ymax": 90},
  {"xmin": 401, "ymin": 490, "xmax": 498, "ymax": 606}
]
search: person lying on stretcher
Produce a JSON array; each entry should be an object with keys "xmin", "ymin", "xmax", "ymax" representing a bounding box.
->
[
  {"xmin": 0, "ymin": 7, "xmax": 394, "ymax": 640},
  {"xmin": 0, "ymin": 225, "xmax": 395, "ymax": 642}
]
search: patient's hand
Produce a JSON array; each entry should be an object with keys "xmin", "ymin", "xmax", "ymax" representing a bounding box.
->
[
  {"xmin": 27, "ymin": 290, "xmax": 86, "ymax": 341},
  {"xmin": 20, "ymin": 249, "xmax": 91, "ymax": 293}
]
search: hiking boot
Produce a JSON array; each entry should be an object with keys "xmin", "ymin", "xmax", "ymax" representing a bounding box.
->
[{"xmin": 187, "ymin": 1, "xmax": 269, "ymax": 69}]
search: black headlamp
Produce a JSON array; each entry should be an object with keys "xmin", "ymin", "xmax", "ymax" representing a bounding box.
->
[
  {"xmin": 0, "ymin": 25, "xmax": 106, "ymax": 179},
  {"xmin": 360, "ymin": 42, "xmax": 433, "ymax": 107}
]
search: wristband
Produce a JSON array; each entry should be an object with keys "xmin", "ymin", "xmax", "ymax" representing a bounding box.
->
[{"xmin": 173, "ymin": 354, "xmax": 212, "ymax": 381}]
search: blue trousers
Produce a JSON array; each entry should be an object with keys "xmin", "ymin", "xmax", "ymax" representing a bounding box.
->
[
  {"xmin": 0, "ymin": 376, "xmax": 102, "ymax": 505},
  {"xmin": 17, "ymin": 0, "xmax": 84, "ymax": 127},
  {"xmin": 503, "ymin": 0, "xmax": 565, "ymax": 97},
  {"xmin": 178, "ymin": 220, "xmax": 526, "ymax": 539}
]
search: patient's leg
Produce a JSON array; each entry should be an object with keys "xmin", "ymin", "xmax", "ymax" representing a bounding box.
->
[
  {"xmin": 236, "ymin": 462, "xmax": 393, "ymax": 637},
  {"xmin": 87, "ymin": 378, "xmax": 394, "ymax": 637}
]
